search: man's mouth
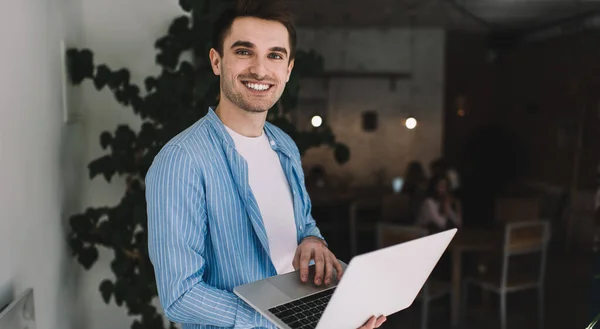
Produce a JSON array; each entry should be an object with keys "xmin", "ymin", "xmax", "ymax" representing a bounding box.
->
[{"xmin": 243, "ymin": 82, "xmax": 273, "ymax": 92}]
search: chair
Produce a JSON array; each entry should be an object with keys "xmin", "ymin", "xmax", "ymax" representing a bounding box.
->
[
  {"xmin": 377, "ymin": 223, "xmax": 452, "ymax": 329},
  {"xmin": 462, "ymin": 221, "xmax": 551, "ymax": 329},
  {"xmin": 494, "ymin": 197, "xmax": 540, "ymax": 224}
]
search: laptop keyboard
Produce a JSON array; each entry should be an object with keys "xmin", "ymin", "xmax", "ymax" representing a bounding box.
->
[{"xmin": 268, "ymin": 288, "xmax": 335, "ymax": 329}]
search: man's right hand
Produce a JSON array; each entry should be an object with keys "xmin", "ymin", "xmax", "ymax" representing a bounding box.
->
[{"xmin": 358, "ymin": 315, "xmax": 387, "ymax": 329}]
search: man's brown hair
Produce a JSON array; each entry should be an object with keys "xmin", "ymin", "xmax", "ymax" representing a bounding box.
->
[{"xmin": 211, "ymin": 0, "xmax": 297, "ymax": 61}]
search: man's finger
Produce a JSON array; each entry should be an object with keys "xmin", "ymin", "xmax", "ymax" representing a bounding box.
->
[
  {"xmin": 374, "ymin": 315, "xmax": 387, "ymax": 327},
  {"xmin": 324, "ymin": 255, "xmax": 334, "ymax": 285},
  {"xmin": 332, "ymin": 256, "xmax": 344, "ymax": 280},
  {"xmin": 360, "ymin": 316, "xmax": 376, "ymax": 329},
  {"xmin": 314, "ymin": 251, "xmax": 325, "ymax": 285},
  {"xmin": 299, "ymin": 250, "xmax": 312, "ymax": 282},
  {"xmin": 292, "ymin": 248, "xmax": 300, "ymax": 270}
]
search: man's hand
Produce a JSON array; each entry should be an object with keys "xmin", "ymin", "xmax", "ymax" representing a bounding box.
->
[
  {"xmin": 292, "ymin": 236, "xmax": 343, "ymax": 285},
  {"xmin": 358, "ymin": 315, "xmax": 387, "ymax": 329}
]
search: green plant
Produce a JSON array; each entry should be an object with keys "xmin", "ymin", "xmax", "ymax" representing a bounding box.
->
[{"xmin": 66, "ymin": 1, "xmax": 349, "ymax": 328}]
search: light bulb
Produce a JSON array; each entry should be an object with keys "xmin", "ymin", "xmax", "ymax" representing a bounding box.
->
[
  {"xmin": 405, "ymin": 117, "xmax": 417, "ymax": 129},
  {"xmin": 311, "ymin": 115, "xmax": 323, "ymax": 128}
]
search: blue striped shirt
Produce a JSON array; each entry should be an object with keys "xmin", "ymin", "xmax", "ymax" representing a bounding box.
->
[{"xmin": 145, "ymin": 108, "xmax": 325, "ymax": 329}]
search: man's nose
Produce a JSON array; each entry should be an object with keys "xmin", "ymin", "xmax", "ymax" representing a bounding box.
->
[{"xmin": 248, "ymin": 57, "xmax": 268, "ymax": 79}]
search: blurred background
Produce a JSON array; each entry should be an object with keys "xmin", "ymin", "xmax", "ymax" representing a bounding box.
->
[{"xmin": 1, "ymin": 0, "xmax": 599, "ymax": 329}]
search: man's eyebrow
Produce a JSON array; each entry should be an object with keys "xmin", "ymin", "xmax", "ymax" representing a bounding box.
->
[
  {"xmin": 270, "ymin": 47, "xmax": 288, "ymax": 56},
  {"xmin": 230, "ymin": 41, "xmax": 288, "ymax": 56},
  {"xmin": 230, "ymin": 40, "xmax": 255, "ymax": 49}
]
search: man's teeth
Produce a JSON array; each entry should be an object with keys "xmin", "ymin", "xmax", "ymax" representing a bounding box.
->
[{"xmin": 245, "ymin": 83, "xmax": 270, "ymax": 91}]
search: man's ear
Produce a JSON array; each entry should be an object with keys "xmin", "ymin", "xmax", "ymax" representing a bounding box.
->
[
  {"xmin": 286, "ymin": 58, "xmax": 295, "ymax": 82},
  {"xmin": 209, "ymin": 48, "xmax": 221, "ymax": 76}
]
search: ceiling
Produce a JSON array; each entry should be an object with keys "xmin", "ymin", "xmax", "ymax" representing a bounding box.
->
[{"xmin": 286, "ymin": 0, "xmax": 600, "ymax": 32}]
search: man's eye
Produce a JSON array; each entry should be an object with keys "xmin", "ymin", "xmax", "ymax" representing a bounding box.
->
[
  {"xmin": 269, "ymin": 53, "xmax": 283, "ymax": 59},
  {"xmin": 236, "ymin": 50, "xmax": 251, "ymax": 56}
]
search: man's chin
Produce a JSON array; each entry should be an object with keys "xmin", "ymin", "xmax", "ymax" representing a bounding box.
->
[
  {"xmin": 244, "ymin": 108, "xmax": 269, "ymax": 113},
  {"xmin": 239, "ymin": 102, "xmax": 273, "ymax": 114}
]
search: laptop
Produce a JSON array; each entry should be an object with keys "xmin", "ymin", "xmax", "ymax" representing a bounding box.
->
[
  {"xmin": 234, "ymin": 228, "xmax": 457, "ymax": 329},
  {"xmin": 0, "ymin": 288, "xmax": 36, "ymax": 329}
]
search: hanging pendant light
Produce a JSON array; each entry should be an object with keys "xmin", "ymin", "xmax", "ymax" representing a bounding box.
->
[
  {"xmin": 405, "ymin": 6, "xmax": 418, "ymax": 130},
  {"xmin": 405, "ymin": 116, "xmax": 417, "ymax": 129},
  {"xmin": 311, "ymin": 115, "xmax": 323, "ymax": 128}
]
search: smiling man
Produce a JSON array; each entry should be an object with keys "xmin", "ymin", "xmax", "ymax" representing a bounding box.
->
[{"xmin": 145, "ymin": 1, "xmax": 386, "ymax": 328}]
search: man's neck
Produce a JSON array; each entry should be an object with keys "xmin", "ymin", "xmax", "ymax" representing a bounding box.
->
[{"xmin": 215, "ymin": 100, "xmax": 267, "ymax": 138}]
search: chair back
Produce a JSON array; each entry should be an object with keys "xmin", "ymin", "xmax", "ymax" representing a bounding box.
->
[
  {"xmin": 495, "ymin": 197, "xmax": 540, "ymax": 224},
  {"xmin": 504, "ymin": 220, "xmax": 550, "ymax": 255},
  {"xmin": 501, "ymin": 221, "xmax": 551, "ymax": 287}
]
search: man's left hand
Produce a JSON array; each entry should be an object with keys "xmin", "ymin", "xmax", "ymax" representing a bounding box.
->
[{"xmin": 293, "ymin": 236, "xmax": 343, "ymax": 285}]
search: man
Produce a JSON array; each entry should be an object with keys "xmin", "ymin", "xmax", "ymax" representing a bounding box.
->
[{"xmin": 145, "ymin": 0, "xmax": 387, "ymax": 328}]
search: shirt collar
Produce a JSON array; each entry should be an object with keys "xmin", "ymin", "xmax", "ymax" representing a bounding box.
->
[{"xmin": 205, "ymin": 107, "xmax": 295, "ymax": 159}]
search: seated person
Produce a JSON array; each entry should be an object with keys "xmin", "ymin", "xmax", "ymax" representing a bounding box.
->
[
  {"xmin": 400, "ymin": 161, "xmax": 428, "ymax": 196},
  {"xmin": 398, "ymin": 161, "xmax": 428, "ymax": 222},
  {"xmin": 415, "ymin": 174, "xmax": 462, "ymax": 233}
]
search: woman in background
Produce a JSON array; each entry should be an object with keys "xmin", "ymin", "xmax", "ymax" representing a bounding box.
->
[
  {"xmin": 399, "ymin": 161, "xmax": 428, "ymax": 222},
  {"xmin": 416, "ymin": 174, "xmax": 462, "ymax": 233},
  {"xmin": 401, "ymin": 161, "xmax": 428, "ymax": 196}
]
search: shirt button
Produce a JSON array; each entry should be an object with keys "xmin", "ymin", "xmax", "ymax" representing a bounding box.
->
[
  {"xmin": 270, "ymin": 140, "xmax": 276, "ymax": 146},
  {"xmin": 299, "ymin": 225, "xmax": 304, "ymax": 231}
]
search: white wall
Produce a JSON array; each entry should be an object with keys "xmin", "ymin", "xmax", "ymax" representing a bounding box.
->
[
  {"xmin": 296, "ymin": 28, "xmax": 445, "ymax": 186},
  {"xmin": 0, "ymin": 0, "xmax": 86, "ymax": 328},
  {"xmin": 75, "ymin": 1, "xmax": 183, "ymax": 329}
]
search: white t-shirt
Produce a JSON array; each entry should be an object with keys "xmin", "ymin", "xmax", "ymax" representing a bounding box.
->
[{"xmin": 225, "ymin": 126, "xmax": 298, "ymax": 274}]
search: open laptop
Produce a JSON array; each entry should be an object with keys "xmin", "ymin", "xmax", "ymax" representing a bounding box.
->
[
  {"xmin": 0, "ymin": 288, "xmax": 36, "ymax": 329},
  {"xmin": 234, "ymin": 228, "xmax": 457, "ymax": 329}
]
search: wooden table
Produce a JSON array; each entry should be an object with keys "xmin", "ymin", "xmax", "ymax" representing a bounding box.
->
[{"xmin": 449, "ymin": 228, "xmax": 503, "ymax": 327}]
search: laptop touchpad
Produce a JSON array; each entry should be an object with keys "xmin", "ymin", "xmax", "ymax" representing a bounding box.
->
[{"xmin": 267, "ymin": 266, "xmax": 339, "ymax": 300}]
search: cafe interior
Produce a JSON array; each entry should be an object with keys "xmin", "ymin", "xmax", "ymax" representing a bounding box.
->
[
  {"xmin": 289, "ymin": 0, "xmax": 600, "ymax": 328},
  {"xmin": 2, "ymin": 0, "xmax": 600, "ymax": 329}
]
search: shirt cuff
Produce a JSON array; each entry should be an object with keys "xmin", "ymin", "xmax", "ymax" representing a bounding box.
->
[{"xmin": 235, "ymin": 298, "xmax": 256, "ymax": 328}]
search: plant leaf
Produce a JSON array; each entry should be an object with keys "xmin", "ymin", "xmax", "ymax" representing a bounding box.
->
[
  {"xmin": 114, "ymin": 279, "xmax": 127, "ymax": 306},
  {"xmin": 131, "ymin": 320, "xmax": 144, "ymax": 329},
  {"xmin": 87, "ymin": 155, "xmax": 114, "ymax": 181},
  {"xmin": 179, "ymin": 0, "xmax": 192, "ymax": 12},
  {"xmin": 144, "ymin": 77, "xmax": 157, "ymax": 92},
  {"xmin": 67, "ymin": 232, "xmax": 83, "ymax": 256},
  {"xmin": 94, "ymin": 64, "xmax": 112, "ymax": 90},
  {"xmin": 77, "ymin": 245, "xmax": 98, "ymax": 270},
  {"xmin": 99, "ymin": 280, "xmax": 114, "ymax": 304},
  {"xmin": 66, "ymin": 48, "xmax": 94, "ymax": 84},
  {"xmin": 100, "ymin": 131, "xmax": 113, "ymax": 150}
]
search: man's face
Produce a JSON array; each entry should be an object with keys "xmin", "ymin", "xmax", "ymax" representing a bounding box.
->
[{"xmin": 210, "ymin": 17, "xmax": 294, "ymax": 113}]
